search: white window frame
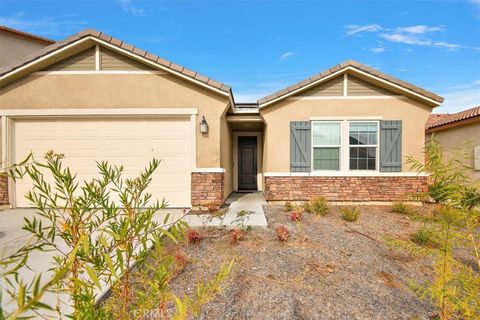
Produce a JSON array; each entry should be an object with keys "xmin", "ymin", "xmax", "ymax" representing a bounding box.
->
[
  {"xmin": 311, "ymin": 121, "xmax": 343, "ymax": 172},
  {"xmin": 311, "ymin": 120, "xmax": 380, "ymax": 173},
  {"xmin": 347, "ymin": 121, "xmax": 380, "ymax": 172}
]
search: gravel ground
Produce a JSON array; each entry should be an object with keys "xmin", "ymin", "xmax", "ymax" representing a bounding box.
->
[{"xmin": 164, "ymin": 205, "xmax": 439, "ymax": 320}]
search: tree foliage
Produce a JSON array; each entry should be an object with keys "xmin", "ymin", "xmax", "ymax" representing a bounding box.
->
[{"xmin": 0, "ymin": 152, "xmax": 232, "ymax": 319}]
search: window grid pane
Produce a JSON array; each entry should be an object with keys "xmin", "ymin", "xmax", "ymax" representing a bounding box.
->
[
  {"xmin": 349, "ymin": 122, "xmax": 378, "ymax": 146},
  {"xmin": 349, "ymin": 147, "xmax": 376, "ymax": 170},
  {"xmin": 313, "ymin": 147, "xmax": 340, "ymax": 170}
]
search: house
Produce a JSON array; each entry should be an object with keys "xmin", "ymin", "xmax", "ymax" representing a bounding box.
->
[
  {"xmin": 426, "ymin": 106, "xmax": 480, "ymax": 181},
  {"xmin": 0, "ymin": 26, "xmax": 55, "ymax": 67},
  {"xmin": 0, "ymin": 28, "xmax": 444, "ymax": 209}
]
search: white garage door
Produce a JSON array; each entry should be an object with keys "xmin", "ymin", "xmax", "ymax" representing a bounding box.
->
[{"xmin": 13, "ymin": 116, "xmax": 193, "ymax": 208}]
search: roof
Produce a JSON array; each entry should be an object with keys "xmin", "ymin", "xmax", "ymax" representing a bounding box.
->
[
  {"xmin": 257, "ymin": 60, "xmax": 444, "ymax": 106},
  {"xmin": 0, "ymin": 28, "xmax": 231, "ymax": 95},
  {"xmin": 0, "ymin": 25, "xmax": 55, "ymax": 45},
  {"xmin": 426, "ymin": 106, "xmax": 480, "ymax": 131}
]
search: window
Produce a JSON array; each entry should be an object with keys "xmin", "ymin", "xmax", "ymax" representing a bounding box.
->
[
  {"xmin": 349, "ymin": 121, "xmax": 378, "ymax": 170},
  {"xmin": 312, "ymin": 121, "xmax": 341, "ymax": 170}
]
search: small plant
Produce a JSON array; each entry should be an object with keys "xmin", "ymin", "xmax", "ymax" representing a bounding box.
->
[
  {"xmin": 341, "ymin": 206, "xmax": 361, "ymax": 222},
  {"xmin": 390, "ymin": 202, "xmax": 413, "ymax": 215},
  {"xmin": 304, "ymin": 197, "xmax": 330, "ymax": 216},
  {"xmin": 290, "ymin": 211, "xmax": 303, "ymax": 222},
  {"xmin": 186, "ymin": 229, "xmax": 201, "ymax": 244},
  {"xmin": 229, "ymin": 229, "xmax": 245, "ymax": 244},
  {"xmin": 275, "ymin": 225, "xmax": 289, "ymax": 242},
  {"xmin": 409, "ymin": 226, "xmax": 438, "ymax": 248},
  {"xmin": 284, "ymin": 201, "xmax": 293, "ymax": 212},
  {"xmin": 173, "ymin": 250, "xmax": 188, "ymax": 274}
]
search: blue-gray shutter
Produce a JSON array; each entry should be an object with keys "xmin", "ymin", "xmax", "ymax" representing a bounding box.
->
[
  {"xmin": 380, "ymin": 120, "xmax": 402, "ymax": 172},
  {"xmin": 290, "ymin": 121, "xmax": 311, "ymax": 172}
]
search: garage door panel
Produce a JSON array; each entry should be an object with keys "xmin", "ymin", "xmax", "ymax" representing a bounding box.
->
[{"xmin": 13, "ymin": 117, "xmax": 193, "ymax": 208}]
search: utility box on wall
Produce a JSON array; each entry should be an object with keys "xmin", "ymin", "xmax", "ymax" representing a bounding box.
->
[{"xmin": 475, "ymin": 146, "xmax": 480, "ymax": 171}]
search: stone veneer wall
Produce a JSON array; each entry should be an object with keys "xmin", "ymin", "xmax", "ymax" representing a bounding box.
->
[
  {"xmin": 0, "ymin": 176, "xmax": 8, "ymax": 205},
  {"xmin": 264, "ymin": 176, "xmax": 428, "ymax": 202},
  {"xmin": 191, "ymin": 172, "xmax": 224, "ymax": 209}
]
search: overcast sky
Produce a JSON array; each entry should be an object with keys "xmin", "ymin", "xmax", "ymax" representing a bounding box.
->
[{"xmin": 1, "ymin": 0, "xmax": 479, "ymax": 113}]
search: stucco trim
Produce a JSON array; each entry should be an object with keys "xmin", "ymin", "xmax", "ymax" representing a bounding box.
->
[
  {"xmin": 192, "ymin": 168, "xmax": 226, "ymax": 173},
  {"xmin": 309, "ymin": 116, "xmax": 383, "ymax": 120},
  {"xmin": 0, "ymin": 108, "xmax": 199, "ymax": 117},
  {"xmin": 264, "ymin": 171, "xmax": 429, "ymax": 177},
  {"xmin": 287, "ymin": 95, "xmax": 407, "ymax": 101},
  {"xmin": 33, "ymin": 70, "xmax": 168, "ymax": 75},
  {"xmin": 233, "ymin": 132, "xmax": 263, "ymax": 192}
]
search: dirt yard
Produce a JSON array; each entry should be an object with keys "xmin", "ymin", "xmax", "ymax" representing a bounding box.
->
[{"xmin": 165, "ymin": 205, "xmax": 439, "ymax": 320}]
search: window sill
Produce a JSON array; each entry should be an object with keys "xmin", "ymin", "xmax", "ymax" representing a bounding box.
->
[{"xmin": 265, "ymin": 171, "xmax": 429, "ymax": 177}]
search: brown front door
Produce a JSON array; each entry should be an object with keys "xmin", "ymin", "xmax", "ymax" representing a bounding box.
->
[{"xmin": 238, "ymin": 136, "xmax": 257, "ymax": 190}]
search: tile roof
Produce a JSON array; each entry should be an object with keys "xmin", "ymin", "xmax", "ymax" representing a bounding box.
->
[
  {"xmin": 425, "ymin": 113, "xmax": 448, "ymax": 128},
  {"xmin": 0, "ymin": 25, "xmax": 55, "ymax": 44},
  {"xmin": 426, "ymin": 106, "xmax": 480, "ymax": 130},
  {"xmin": 257, "ymin": 60, "xmax": 444, "ymax": 106},
  {"xmin": 0, "ymin": 29, "xmax": 231, "ymax": 94}
]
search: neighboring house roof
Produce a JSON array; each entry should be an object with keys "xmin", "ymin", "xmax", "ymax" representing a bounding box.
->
[
  {"xmin": 426, "ymin": 106, "xmax": 480, "ymax": 132},
  {"xmin": 257, "ymin": 60, "xmax": 444, "ymax": 107},
  {"xmin": 0, "ymin": 25, "xmax": 55, "ymax": 45},
  {"xmin": 0, "ymin": 28, "xmax": 231, "ymax": 96}
]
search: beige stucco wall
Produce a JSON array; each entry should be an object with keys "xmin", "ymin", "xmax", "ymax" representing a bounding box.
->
[
  {"xmin": 0, "ymin": 73, "xmax": 231, "ymax": 168},
  {"xmin": 260, "ymin": 97, "xmax": 432, "ymax": 172},
  {"xmin": 426, "ymin": 121, "xmax": 480, "ymax": 182},
  {"xmin": 220, "ymin": 110, "xmax": 233, "ymax": 198},
  {"xmin": 0, "ymin": 32, "xmax": 49, "ymax": 67}
]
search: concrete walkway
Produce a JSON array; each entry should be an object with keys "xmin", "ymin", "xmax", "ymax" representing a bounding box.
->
[{"xmin": 185, "ymin": 192, "xmax": 268, "ymax": 228}]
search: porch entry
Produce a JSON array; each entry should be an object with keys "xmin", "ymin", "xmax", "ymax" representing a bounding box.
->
[{"xmin": 237, "ymin": 136, "xmax": 257, "ymax": 190}]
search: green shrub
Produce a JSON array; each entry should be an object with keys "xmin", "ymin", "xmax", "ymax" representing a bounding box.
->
[
  {"xmin": 390, "ymin": 202, "xmax": 413, "ymax": 215},
  {"xmin": 460, "ymin": 186, "xmax": 480, "ymax": 210},
  {"xmin": 341, "ymin": 206, "xmax": 361, "ymax": 222},
  {"xmin": 284, "ymin": 201, "xmax": 293, "ymax": 212},
  {"xmin": 304, "ymin": 197, "xmax": 330, "ymax": 216},
  {"xmin": 410, "ymin": 226, "xmax": 438, "ymax": 247}
]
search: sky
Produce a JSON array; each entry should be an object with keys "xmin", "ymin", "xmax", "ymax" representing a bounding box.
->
[{"xmin": 0, "ymin": 0, "xmax": 479, "ymax": 113}]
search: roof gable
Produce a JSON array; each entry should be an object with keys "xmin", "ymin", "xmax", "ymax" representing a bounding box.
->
[
  {"xmin": 0, "ymin": 29, "xmax": 231, "ymax": 97},
  {"xmin": 258, "ymin": 60, "xmax": 444, "ymax": 107}
]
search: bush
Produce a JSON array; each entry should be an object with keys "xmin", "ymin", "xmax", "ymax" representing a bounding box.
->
[
  {"xmin": 229, "ymin": 229, "xmax": 245, "ymax": 244},
  {"xmin": 410, "ymin": 226, "xmax": 438, "ymax": 248},
  {"xmin": 460, "ymin": 186, "xmax": 480, "ymax": 210},
  {"xmin": 284, "ymin": 201, "xmax": 293, "ymax": 212},
  {"xmin": 341, "ymin": 206, "xmax": 361, "ymax": 222},
  {"xmin": 390, "ymin": 202, "xmax": 413, "ymax": 215},
  {"xmin": 3, "ymin": 153, "xmax": 233, "ymax": 319},
  {"xmin": 275, "ymin": 225, "xmax": 289, "ymax": 242},
  {"xmin": 290, "ymin": 211, "xmax": 302, "ymax": 222},
  {"xmin": 304, "ymin": 197, "xmax": 330, "ymax": 216},
  {"xmin": 186, "ymin": 229, "xmax": 201, "ymax": 244}
]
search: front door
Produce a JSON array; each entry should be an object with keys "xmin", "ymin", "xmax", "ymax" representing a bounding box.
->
[{"xmin": 238, "ymin": 136, "xmax": 257, "ymax": 190}]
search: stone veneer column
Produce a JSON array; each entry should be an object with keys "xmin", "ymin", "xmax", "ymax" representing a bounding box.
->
[
  {"xmin": 0, "ymin": 175, "xmax": 8, "ymax": 205},
  {"xmin": 191, "ymin": 171, "xmax": 225, "ymax": 209}
]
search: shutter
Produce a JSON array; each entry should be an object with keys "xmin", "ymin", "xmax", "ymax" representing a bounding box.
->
[
  {"xmin": 290, "ymin": 121, "xmax": 311, "ymax": 172},
  {"xmin": 380, "ymin": 120, "xmax": 402, "ymax": 172}
]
